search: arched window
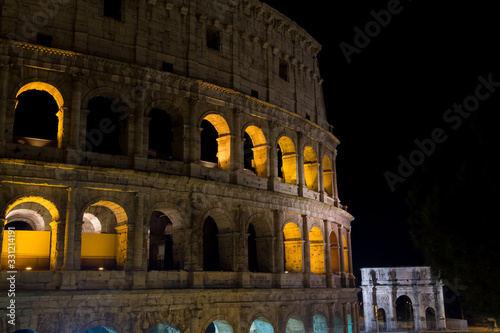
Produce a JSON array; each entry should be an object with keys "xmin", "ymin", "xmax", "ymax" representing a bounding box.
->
[
  {"xmin": 313, "ymin": 313, "xmax": 328, "ymax": 333},
  {"xmin": 205, "ymin": 320, "xmax": 233, "ymax": 333},
  {"xmin": 81, "ymin": 201, "xmax": 128, "ymax": 270},
  {"xmin": 13, "ymin": 82, "xmax": 64, "ymax": 148},
  {"xmin": 148, "ymin": 211, "xmax": 174, "ymax": 271},
  {"xmin": 203, "ymin": 217, "xmax": 220, "ymax": 271},
  {"xmin": 377, "ymin": 308, "xmax": 387, "ymax": 330},
  {"xmin": 86, "ymin": 96, "xmax": 127, "ymax": 155},
  {"xmin": 304, "ymin": 146, "xmax": 319, "ymax": 191},
  {"xmin": 85, "ymin": 327, "xmax": 118, "ymax": 333},
  {"xmin": 425, "ymin": 307, "xmax": 436, "ymax": 330},
  {"xmin": 329, "ymin": 231, "xmax": 340, "ymax": 274},
  {"xmin": 247, "ymin": 219, "xmax": 273, "ymax": 273},
  {"xmin": 283, "ymin": 223, "xmax": 302, "ymax": 273},
  {"xmin": 148, "ymin": 109, "xmax": 174, "ymax": 160},
  {"xmin": 244, "ymin": 125, "xmax": 268, "ymax": 177},
  {"xmin": 150, "ymin": 322, "xmax": 181, "ymax": 333},
  {"xmin": 200, "ymin": 114, "xmax": 231, "ymax": 170},
  {"xmin": 250, "ymin": 317, "xmax": 274, "ymax": 333},
  {"xmin": 277, "ymin": 136, "xmax": 297, "ymax": 185},
  {"xmin": 286, "ymin": 315, "xmax": 305, "ymax": 333},
  {"xmin": 309, "ymin": 227, "xmax": 325, "ymax": 274},
  {"xmin": 322, "ymin": 156, "xmax": 333, "ymax": 197}
]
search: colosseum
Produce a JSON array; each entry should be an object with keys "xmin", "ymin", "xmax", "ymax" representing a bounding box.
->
[{"xmin": 0, "ymin": 0, "xmax": 359, "ymax": 332}]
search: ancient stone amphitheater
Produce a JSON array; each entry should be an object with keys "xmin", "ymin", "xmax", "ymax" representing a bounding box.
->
[{"xmin": 0, "ymin": 0, "xmax": 359, "ymax": 332}]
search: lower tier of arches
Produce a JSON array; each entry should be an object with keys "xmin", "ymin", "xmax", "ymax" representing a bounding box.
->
[{"xmin": 0, "ymin": 286, "xmax": 360, "ymax": 333}]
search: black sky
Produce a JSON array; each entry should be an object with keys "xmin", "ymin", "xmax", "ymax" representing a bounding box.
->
[{"xmin": 262, "ymin": 0, "xmax": 500, "ymax": 277}]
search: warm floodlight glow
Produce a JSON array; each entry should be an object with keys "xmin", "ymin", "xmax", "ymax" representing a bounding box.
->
[
  {"xmin": 98, "ymin": 267, "xmax": 104, "ymax": 271},
  {"xmin": 25, "ymin": 267, "xmax": 32, "ymax": 271}
]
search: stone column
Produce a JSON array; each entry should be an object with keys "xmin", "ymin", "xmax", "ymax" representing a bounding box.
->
[
  {"xmin": 133, "ymin": 193, "xmax": 145, "ymax": 271},
  {"xmin": 267, "ymin": 121, "xmax": 279, "ymax": 190},
  {"xmin": 413, "ymin": 292, "xmax": 422, "ymax": 331},
  {"xmin": 338, "ymin": 224, "xmax": 347, "ymax": 287},
  {"xmin": 318, "ymin": 143, "xmax": 325, "ymax": 201},
  {"xmin": 297, "ymin": 132, "xmax": 306, "ymax": 196},
  {"xmin": 49, "ymin": 220, "xmax": 65, "ymax": 270},
  {"xmin": 69, "ymin": 74, "xmax": 82, "ymax": 149},
  {"xmin": 342, "ymin": 303, "xmax": 350, "ymax": 333},
  {"xmin": 352, "ymin": 302, "xmax": 360, "ymax": 333},
  {"xmin": 346, "ymin": 228, "xmax": 355, "ymax": 287},
  {"xmin": 273, "ymin": 209, "xmax": 284, "ymax": 288},
  {"xmin": 231, "ymin": 108, "xmax": 242, "ymax": 182},
  {"xmin": 0, "ymin": 58, "xmax": 11, "ymax": 153},
  {"xmin": 435, "ymin": 281, "xmax": 447, "ymax": 329},
  {"xmin": 324, "ymin": 219, "xmax": 333, "ymax": 288},
  {"xmin": 302, "ymin": 214, "xmax": 311, "ymax": 288},
  {"xmin": 332, "ymin": 150, "xmax": 341, "ymax": 207},
  {"xmin": 62, "ymin": 187, "xmax": 78, "ymax": 271}
]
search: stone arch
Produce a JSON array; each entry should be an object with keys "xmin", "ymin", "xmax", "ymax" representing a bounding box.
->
[
  {"xmin": 276, "ymin": 135, "xmax": 297, "ymax": 184},
  {"xmin": 202, "ymin": 315, "xmax": 235, "ymax": 333},
  {"xmin": 303, "ymin": 146, "xmax": 318, "ymax": 191},
  {"xmin": 13, "ymin": 82, "xmax": 64, "ymax": 147},
  {"xmin": 395, "ymin": 295, "xmax": 414, "ymax": 329},
  {"xmin": 80, "ymin": 199, "xmax": 129, "ymax": 270},
  {"xmin": 377, "ymin": 307, "xmax": 387, "ymax": 330},
  {"xmin": 5, "ymin": 195, "xmax": 60, "ymax": 223},
  {"xmin": 322, "ymin": 155, "xmax": 333, "ymax": 197},
  {"xmin": 145, "ymin": 203, "xmax": 186, "ymax": 271},
  {"xmin": 82, "ymin": 212, "xmax": 101, "ymax": 233},
  {"xmin": 425, "ymin": 307, "xmax": 436, "ymax": 330},
  {"xmin": 243, "ymin": 124, "xmax": 268, "ymax": 177},
  {"xmin": 309, "ymin": 226, "xmax": 325, "ymax": 274},
  {"xmin": 85, "ymin": 94, "xmax": 129, "ymax": 155},
  {"xmin": 201, "ymin": 208, "xmax": 235, "ymax": 272},
  {"xmin": 200, "ymin": 113, "xmax": 231, "ymax": 170},
  {"xmin": 329, "ymin": 230, "xmax": 340, "ymax": 274},
  {"xmin": 149, "ymin": 322, "xmax": 181, "ymax": 333},
  {"xmin": 283, "ymin": 222, "xmax": 302, "ymax": 273},
  {"xmin": 249, "ymin": 316, "xmax": 274, "ymax": 333},
  {"xmin": 285, "ymin": 314, "xmax": 305, "ymax": 333},
  {"xmin": 313, "ymin": 312, "xmax": 328, "ymax": 333},
  {"xmin": 247, "ymin": 213, "xmax": 273, "ymax": 273}
]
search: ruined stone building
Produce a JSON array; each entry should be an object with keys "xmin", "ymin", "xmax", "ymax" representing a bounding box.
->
[{"xmin": 0, "ymin": 1, "xmax": 359, "ymax": 332}]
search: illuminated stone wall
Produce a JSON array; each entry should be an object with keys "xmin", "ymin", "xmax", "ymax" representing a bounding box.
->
[
  {"xmin": 360, "ymin": 267, "xmax": 447, "ymax": 332},
  {"xmin": 0, "ymin": 1, "xmax": 358, "ymax": 332}
]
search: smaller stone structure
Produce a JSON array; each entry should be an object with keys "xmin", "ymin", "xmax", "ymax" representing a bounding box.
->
[{"xmin": 360, "ymin": 267, "xmax": 446, "ymax": 332}]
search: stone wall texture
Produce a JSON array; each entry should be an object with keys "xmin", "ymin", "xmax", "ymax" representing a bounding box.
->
[{"xmin": 0, "ymin": 0, "xmax": 359, "ymax": 332}]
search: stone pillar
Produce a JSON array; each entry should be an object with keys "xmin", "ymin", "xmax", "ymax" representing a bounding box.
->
[
  {"xmin": 273, "ymin": 210, "xmax": 284, "ymax": 288},
  {"xmin": 318, "ymin": 143, "xmax": 325, "ymax": 201},
  {"xmin": 267, "ymin": 121, "xmax": 279, "ymax": 190},
  {"xmin": 302, "ymin": 214, "xmax": 311, "ymax": 288},
  {"xmin": 342, "ymin": 303, "xmax": 350, "ymax": 333},
  {"xmin": 338, "ymin": 224, "xmax": 347, "ymax": 287},
  {"xmin": 435, "ymin": 281, "xmax": 447, "ymax": 329},
  {"xmin": 49, "ymin": 220, "xmax": 65, "ymax": 270},
  {"xmin": 413, "ymin": 292, "xmax": 422, "ymax": 331},
  {"xmin": 362, "ymin": 287, "xmax": 375, "ymax": 332},
  {"xmin": 332, "ymin": 150, "xmax": 341, "ymax": 207},
  {"xmin": 134, "ymin": 99, "xmax": 145, "ymax": 156},
  {"xmin": 69, "ymin": 75, "xmax": 82, "ymax": 149},
  {"xmin": 115, "ymin": 224, "xmax": 130, "ymax": 270},
  {"xmin": 297, "ymin": 132, "xmax": 306, "ymax": 196},
  {"xmin": 0, "ymin": 58, "xmax": 10, "ymax": 153},
  {"xmin": 231, "ymin": 108, "xmax": 242, "ymax": 182},
  {"xmin": 346, "ymin": 228, "xmax": 355, "ymax": 287},
  {"xmin": 62, "ymin": 187, "xmax": 78, "ymax": 271},
  {"xmin": 324, "ymin": 219, "xmax": 333, "ymax": 288},
  {"xmin": 133, "ymin": 193, "xmax": 145, "ymax": 270}
]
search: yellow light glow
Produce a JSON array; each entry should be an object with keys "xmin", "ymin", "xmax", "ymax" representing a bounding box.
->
[
  {"xmin": 25, "ymin": 267, "xmax": 32, "ymax": 271},
  {"xmin": 283, "ymin": 222, "xmax": 303, "ymax": 273}
]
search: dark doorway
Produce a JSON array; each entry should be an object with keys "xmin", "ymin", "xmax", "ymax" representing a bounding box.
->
[
  {"xmin": 148, "ymin": 211, "xmax": 174, "ymax": 271},
  {"xmin": 203, "ymin": 217, "xmax": 219, "ymax": 271}
]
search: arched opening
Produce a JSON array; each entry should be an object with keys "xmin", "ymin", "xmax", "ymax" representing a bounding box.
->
[
  {"xmin": 377, "ymin": 308, "xmax": 387, "ymax": 330},
  {"xmin": 203, "ymin": 217, "xmax": 220, "ymax": 271},
  {"xmin": 277, "ymin": 136, "xmax": 297, "ymax": 184},
  {"xmin": 396, "ymin": 296, "xmax": 414, "ymax": 329},
  {"xmin": 283, "ymin": 222, "xmax": 302, "ymax": 273},
  {"xmin": 329, "ymin": 231, "xmax": 340, "ymax": 274},
  {"xmin": 86, "ymin": 96, "xmax": 128, "ymax": 155},
  {"xmin": 200, "ymin": 114, "xmax": 231, "ymax": 170},
  {"xmin": 250, "ymin": 317, "xmax": 274, "ymax": 333},
  {"xmin": 85, "ymin": 327, "xmax": 118, "ymax": 333},
  {"xmin": 205, "ymin": 320, "xmax": 234, "ymax": 333},
  {"xmin": 334, "ymin": 312, "xmax": 343, "ymax": 333},
  {"xmin": 286, "ymin": 315, "xmax": 305, "ymax": 333},
  {"xmin": 303, "ymin": 146, "xmax": 319, "ymax": 191},
  {"xmin": 322, "ymin": 156, "xmax": 333, "ymax": 197},
  {"xmin": 309, "ymin": 227, "xmax": 325, "ymax": 274},
  {"xmin": 148, "ymin": 211, "xmax": 174, "ymax": 271},
  {"xmin": 343, "ymin": 235, "xmax": 349, "ymax": 274},
  {"xmin": 13, "ymin": 89, "xmax": 60, "ymax": 147},
  {"xmin": 244, "ymin": 125, "xmax": 268, "ymax": 177},
  {"xmin": 248, "ymin": 223, "xmax": 258, "ymax": 272},
  {"xmin": 148, "ymin": 109, "xmax": 174, "ymax": 160},
  {"xmin": 150, "ymin": 322, "xmax": 181, "ymax": 333},
  {"xmin": 313, "ymin": 313, "xmax": 328, "ymax": 333},
  {"xmin": 2, "ymin": 199, "xmax": 56, "ymax": 270},
  {"xmin": 81, "ymin": 201, "xmax": 128, "ymax": 270},
  {"xmin": 425, "ymin": 307, "xmax": 436, "ymax": 330}
]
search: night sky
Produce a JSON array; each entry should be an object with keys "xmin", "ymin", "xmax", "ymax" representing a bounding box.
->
[{"xmin": 263, "ymin": 0, "xmax": 500, "ymax": 278}]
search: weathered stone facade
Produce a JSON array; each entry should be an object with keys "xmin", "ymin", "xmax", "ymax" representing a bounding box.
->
[
  {"xmin": 360, "ymin": 267, "xmax": 446, "ymax": 332},
  {"xmin": 0, "ymin": 1, "xmax": 359, "ymax": 332}
]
